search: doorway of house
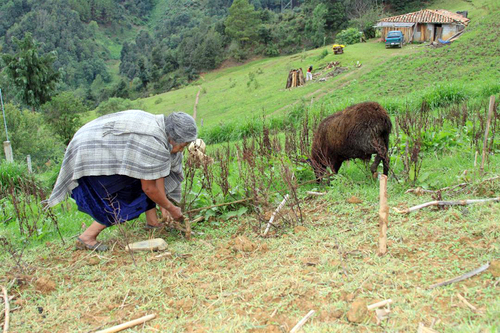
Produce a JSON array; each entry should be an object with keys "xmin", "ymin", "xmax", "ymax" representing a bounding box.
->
[{"xmin": 434, "ymin": 24, "xmax": 443, "ymax": 41}]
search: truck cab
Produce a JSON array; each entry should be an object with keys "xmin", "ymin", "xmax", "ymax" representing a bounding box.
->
[{"xmin": 385, "ymin": 30, "xmax": 404, "ymax": 48}]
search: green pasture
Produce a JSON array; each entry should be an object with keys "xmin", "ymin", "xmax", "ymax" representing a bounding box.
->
[{"xmin": 131, "ymin": 0, "xmax": 499, "ymax": 134}]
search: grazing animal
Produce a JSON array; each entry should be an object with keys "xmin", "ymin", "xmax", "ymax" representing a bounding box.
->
[{"xmin": 310, "ymin": 101, "xmax": 392, "ymax": 181}]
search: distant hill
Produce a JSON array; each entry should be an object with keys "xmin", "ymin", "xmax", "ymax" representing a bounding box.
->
[{"xmin": 0, "ymin": 0, "xmax": 426, "ymax": 107}]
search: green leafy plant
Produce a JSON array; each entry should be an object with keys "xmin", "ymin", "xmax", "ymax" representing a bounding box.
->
[{"xmin": 335, "ymin": 27, "xmax": 361, "ymax": 45}]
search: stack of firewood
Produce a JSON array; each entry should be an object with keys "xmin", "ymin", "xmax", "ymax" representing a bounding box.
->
[{"xmin": 286, "ymin": 68, "xmax": 305, "ymax": 89}]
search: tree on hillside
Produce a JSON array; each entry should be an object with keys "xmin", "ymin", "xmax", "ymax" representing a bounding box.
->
[
  {"xmin": 310, "ymin": 3, "xmax": 328, "ymax": 47},
  {"xmin": 41, "ymin": 92, "xmax": 86, "ymax": 145},
  {"xmin": 225, "ymin": 0, "xmax": 261, "ymax": 47},
  {"xmin": 1, "ymin": 33, "xmax": 60, "ymax": 112}
]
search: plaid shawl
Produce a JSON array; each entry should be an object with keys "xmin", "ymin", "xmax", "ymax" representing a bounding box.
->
[{"xmin": 46, "ymin": 110, "xmax": 184, "ymax": 207}]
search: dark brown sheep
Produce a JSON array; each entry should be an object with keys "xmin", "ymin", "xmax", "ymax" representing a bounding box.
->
[{"xmin": 310, "ymin": 101, "xmax": 392, "ymax": 181}]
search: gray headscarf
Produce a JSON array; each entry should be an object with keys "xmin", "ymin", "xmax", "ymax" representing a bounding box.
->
[{"xmin": 164, "ymin": 112, "xmax": 198, "ymax": 144}]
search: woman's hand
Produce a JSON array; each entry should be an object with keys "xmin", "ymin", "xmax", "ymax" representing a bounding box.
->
[
  {"xmin": 141, "ymin": 179, "xmax": 183, "ymax": 220},
  {"xmin": 168, "ymin": 205, "xmax": 183, "ymax": 220}
]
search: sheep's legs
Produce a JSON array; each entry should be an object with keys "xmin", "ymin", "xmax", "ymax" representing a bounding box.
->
[{"xmin": 371, "ymin": 154, "xmax": 389, "ymax": 176}]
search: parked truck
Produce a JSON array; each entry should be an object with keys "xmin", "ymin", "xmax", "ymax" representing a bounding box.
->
[{"xmin": 385, "ymin": 30, "xmax": 404, "ymax": 48}]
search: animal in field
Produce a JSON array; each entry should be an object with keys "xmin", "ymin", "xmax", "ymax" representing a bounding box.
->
[{"xmin": 309, "ymin": 101, "xmax": 392, "ymax": 182}]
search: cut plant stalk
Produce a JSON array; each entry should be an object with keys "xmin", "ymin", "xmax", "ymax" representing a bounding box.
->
[
  {"xmin": 480, "ymin": 95, "xmax": 495, "ymax": 175},
  {"xmin": 263, "ymin": 194, "xmax": 289, "ymax": 236}
]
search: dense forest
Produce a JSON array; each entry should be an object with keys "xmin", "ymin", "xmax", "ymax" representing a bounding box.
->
[{"xmin": 0, "ymin": 0, "xmax": 425, "ymax": 105}]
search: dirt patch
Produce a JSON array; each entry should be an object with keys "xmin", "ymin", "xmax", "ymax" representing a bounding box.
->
[
  {"xmin": 347, "ymin": 196, "xmax": 363, "ymax": 204},
  {"xmin": 294, "ymin": 226, "xmax": 307, "ymax": 233},
  {"xmin": 488, "ymin": 260, "xmax": 500, "ymax": 277},
  {"xmin": 347, "ymin": 299, "xmax": 368, "ymax": 323},
  {"xmin": 228, "ymin": 236, "xmax": 256, "ymax": 252},
  {"xmin": 35, "ymin": 277, "xmax": 56, "ymax": 294}
]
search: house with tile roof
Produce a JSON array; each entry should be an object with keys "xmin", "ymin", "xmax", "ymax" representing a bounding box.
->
[{"xmin": 376, "ymin": 9, "xmax": 470, "ymax": 44}]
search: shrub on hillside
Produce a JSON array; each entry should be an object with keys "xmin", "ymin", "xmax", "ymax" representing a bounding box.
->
[
  {"xmin": 315, "ymin": 48, "xmax": 329, "ymax": 60},
  {"xmin": 0, "ymin": 103, "xmax": 64, "ymax": 169},
  {"xmin": 336, "ymin": 28, "xmax": 361, "ymax": 45},
  {"xmin": 0, "ymin": 161, "xmax": 30, "ymax": 198},
  {"xmin": 97, "ymin": 97, "xmax": 133, "ymax": 115}
]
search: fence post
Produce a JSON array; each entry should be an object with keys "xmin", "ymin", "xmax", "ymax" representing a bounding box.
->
[
  {"xmin": 27, "ymin": 155, "xmax": 32, "ymax": 173},
  {"xmin": 3, "ymin": 141, "xmax": 13, "ymax": 162}
]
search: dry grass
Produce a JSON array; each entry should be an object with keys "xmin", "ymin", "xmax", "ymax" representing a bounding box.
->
[{"xmin": 2, "ymin": 188, "xmax": 499, "ymax": 332}]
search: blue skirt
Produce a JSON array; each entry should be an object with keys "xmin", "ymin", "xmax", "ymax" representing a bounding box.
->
[{"xmin": 71, "ymin": 175, "xmax": 156, "ymax": 227}]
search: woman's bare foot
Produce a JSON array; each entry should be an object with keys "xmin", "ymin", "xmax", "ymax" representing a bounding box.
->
[
  {"xmin": 79, "ymin": 221, "xmax": 106, "ymax": 246},
  {"xmin": 145, "ymin": 208, "xmax": 163, "ymax": 227}
]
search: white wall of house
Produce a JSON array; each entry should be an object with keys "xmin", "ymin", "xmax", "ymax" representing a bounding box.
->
[{"xmin": 442, "ymin": 24, "xmax": 459, "ymax": 40}]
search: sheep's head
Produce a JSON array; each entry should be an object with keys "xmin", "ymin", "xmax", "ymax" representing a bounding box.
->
[{"xmin": 187, "ymin": 139, "xmax": 213, "ymax": 167}]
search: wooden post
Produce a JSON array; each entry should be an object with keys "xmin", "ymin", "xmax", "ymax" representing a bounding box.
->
[
  {"xmin": 27, "ymin": 155, "xmax": 32, "ymax": 173},
  {"xmin": 3, "ymin": 141, "xmax": 13, "ymax": 162},
  {"xmin": 480, "ymin": 96, "xmax": 495, "ymax": 175},
  {"xmin": 378, "ymin": 174, "xmax": 389, "ymax": 255}
]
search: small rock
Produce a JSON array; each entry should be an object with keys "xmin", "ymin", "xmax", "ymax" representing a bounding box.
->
[
  {"xmin": 347, "ymin": 196, "xmax": 362, "ymax": 204},
  {"xmin": 488, "ymin": 260, "xmax": 500, "ymax": 277},
  {"xmin": 294, "ymin": 226, "xmax": 307, "ymax": 233},
  {"xmin": 347, "ymin": 299, "xmax": 368, "ymax": 323},
  {"xmin": 126, "ymin": 238, "xmax": 168, "ymax": 252}
]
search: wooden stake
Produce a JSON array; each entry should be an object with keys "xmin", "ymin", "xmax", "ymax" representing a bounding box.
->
[
  {"xmin": 394, "ymin": 197, "xmax": 500, "ymax": 214},
  {"xmin": 1, "ymin": 286, "xmax": 9, "ymax": 333},
  {"xmin": 263, "ymin": 194, "xmax": 289, "ymax": 236},
  {"xmin": 378, "ymin": 175, "xmax": 389, "ymax": 255},
  {"xmin": 95, "ymin": 314, "xmax": 156, "ymax": 333},
  {"xmin": 480, "ymin": 95, "xmax": 495, "ymax": 175},
  {"xmin": 290, "ymin": 310, "xmax": 315, "ymax": 333}
]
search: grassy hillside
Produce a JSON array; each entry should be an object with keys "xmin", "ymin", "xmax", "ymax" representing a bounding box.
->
[{"xmin": 126, "ymin": 0, "xmax": 499, "ymax": 135}]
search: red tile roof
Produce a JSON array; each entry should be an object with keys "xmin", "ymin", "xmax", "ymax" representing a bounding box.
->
[{"xmin": 379, "ymin": 9, "xmax": 470, "ymax": 26}]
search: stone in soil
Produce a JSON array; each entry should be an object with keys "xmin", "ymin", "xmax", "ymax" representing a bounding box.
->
[{"xmin": 126, "ymin": 238, "xmax": 168, "ymax": 252}]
